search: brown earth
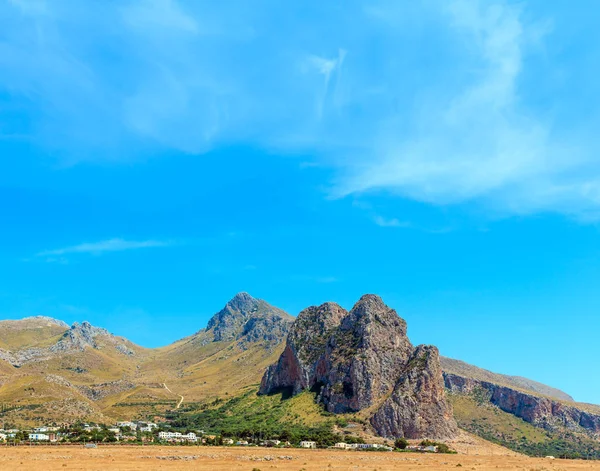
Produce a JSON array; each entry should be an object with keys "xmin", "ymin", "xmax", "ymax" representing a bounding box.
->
[{"xmin": 0, "ymin": 446, "xmax": 598, "ymax": 471}]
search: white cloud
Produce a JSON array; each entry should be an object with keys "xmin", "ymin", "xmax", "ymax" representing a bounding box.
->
[
  {"xmin": 338, "ymin": 2, "xmax": 547, "ymax": 200},
  {"xmin": 3, "ymin": 0, "xmax": 600, "ymax": 218},
  {"xmin": 372, "ymin": 215, "xmax": 410, "ymax": 228},
  {"xmin": 334, "ymin": 1, "xmax": 600, "ymax": 219},
  {"xmin": 37, "ymin": 238, "xmax": 172, "ymax": 257}
]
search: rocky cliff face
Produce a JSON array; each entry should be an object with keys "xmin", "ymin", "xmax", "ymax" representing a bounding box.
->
[
  {"xmin": 261, "ymin": 302, "xmax": 347, "ymax": 395},
  {"xmin": 441, "ymin": 357, "xmax": 574, "ymax": 401},
  {"xmin": 444, "ymin": 373, "xmax": 600, "ymax": 436},
  {"xmin": 260, "ymin": 294, "xmax": 457, "ymax": 439},
  {"xmin": 372, "ymin": 346, "xmax": 457, "ymax": 438},
  {"xmin": 206, "ymin": 292, "xmax": 293, "ymax": 348}
]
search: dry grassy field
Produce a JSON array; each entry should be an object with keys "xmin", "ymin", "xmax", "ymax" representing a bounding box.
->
[{"xmin": 0, "ymin": 446, "xmax": 599, "ymax": 471}]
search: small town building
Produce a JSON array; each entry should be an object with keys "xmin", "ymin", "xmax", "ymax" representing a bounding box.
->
[
  {"xmin": 264, "ymin": 439, "xmax": 281, "ymax": 446},
  {"xmin": 223, "ymin": 438, "xmax": 234, "ymax": 445},
  {"xmin": 138, "ymin": 422, "xmax": 158, "ymax": 432},
  {"xmin": 158, "ymin": 431, "xmax": 197, "ymax": 442},
  {"xmin": 300, "ymin": 441, "xmax": 317, "ymax": 449},
  {"xmin": 29, "ymin": 433, "xmax": 50, "ymax": 441}
]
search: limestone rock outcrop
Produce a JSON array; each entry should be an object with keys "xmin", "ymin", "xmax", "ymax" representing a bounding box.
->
[
  {"xmin": 444, "ymin": 373, "xmax": 600, "ymax": 435},
  {"xmin": 260, "ymin": 294, "xmax": 458, "ymax": 439}
]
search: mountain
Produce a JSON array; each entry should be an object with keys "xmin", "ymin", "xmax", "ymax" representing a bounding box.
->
[
  {"xmin": 260, "ymin": 294, "xmax": 457, "ymax": 439},
  {"xmin": 0, "ymin": 315, "xmax": 147, "ymax": 425},
  {"xmin": 0, "ymin": 293, "xmax": 294, "ymax": 426},
  {"xmin": 0, "ymin": 292, "xmax": 599, "ymax": 458},
  {"xmin": 0, "ymin": 316, "xmax": 140, "ymax": 366},
  {"xmin": 133, "ymin": 293, "xmax": 293, "ymax": 411}
]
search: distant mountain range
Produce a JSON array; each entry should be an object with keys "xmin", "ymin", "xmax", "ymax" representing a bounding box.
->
[{"xmin": 0, "ymin": 292, "xmax": 598, "ymax": 456}]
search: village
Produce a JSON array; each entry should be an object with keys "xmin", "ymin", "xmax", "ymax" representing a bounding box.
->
[{"xmin": 0, "ymin": 421, "xmax": 445, "ymax": 453}]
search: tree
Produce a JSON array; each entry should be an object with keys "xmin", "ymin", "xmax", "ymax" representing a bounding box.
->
[{"xmin": 394, "ymin": 438, "xmax": 408, "ymax": 450}]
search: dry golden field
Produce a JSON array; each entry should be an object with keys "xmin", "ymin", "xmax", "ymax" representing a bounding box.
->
[{"xmin": 0, "ymin": 446, "xmax": 599, "ymax": 471}]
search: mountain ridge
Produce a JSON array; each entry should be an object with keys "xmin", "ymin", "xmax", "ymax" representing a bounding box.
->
[{"xmin": 0, "ymin": 292, "xmax": 598, "ymax": 456}]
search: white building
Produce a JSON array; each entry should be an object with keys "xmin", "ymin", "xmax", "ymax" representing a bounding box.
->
[
  {"xmin": 235, "ymin": 440, "xmax": 249, "ymax": 446},
  {"xmin": 158, "ymin": 431, "xmax": 197, "ymax": 442},
  {"xmin": 0, "ymin": 433, "xmax": 7, "ymax": 441},
  {"xmin": 264, "ymin": 439, "xmax": 281, "ymax": 446},
  {"xmin": 300, "ymin": 441, "xmax": 317, "ymax": 449},
  {"xmin": 29, "ymin": 433, "xmax": 50, "ymax": 441},
  {"xmin": 334, "ymin": 442, "xmax": 348, "ymax": 449},
  {"xmin": 139, "ymin": 423, "xmax": 158, "ymax": 432},
  {"xmin": 223, "ymin": 438, "xmax": 234, "ymax": 445}
]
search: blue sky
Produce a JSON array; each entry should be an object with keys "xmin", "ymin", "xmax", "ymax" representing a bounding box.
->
[{"xmin": 1, "ymin": 0, "xmax": 600, "ymax": 404}]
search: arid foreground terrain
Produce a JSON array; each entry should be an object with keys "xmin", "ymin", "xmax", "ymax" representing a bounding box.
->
[{"xmin": 0, "ymin": 446, "xmax": 598, "ymax": 471}]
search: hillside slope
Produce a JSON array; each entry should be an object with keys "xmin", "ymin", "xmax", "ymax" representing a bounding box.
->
[
  {"xmin": 0, "ymin": 293, "xmax": 292, "ymax": 425},
  {"xmin": 441, "ymin": 357, "xmax": 574, "ymax": 401}
]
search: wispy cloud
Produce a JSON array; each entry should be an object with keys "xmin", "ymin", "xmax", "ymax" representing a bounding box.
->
[
  {"xmin": 37, "ymin": 238, "xmax": 172, "ymax": 257},
  {"xmin": 336, "ymin": 1, "xmax": 556, "ymax": 207},
  {"xmin": 2, "ymin": 1, "xmax": 600, "ymax": 219},
  {"xmin": 372, "ymin": 215, "xmax": 411, "ymax": 228}
]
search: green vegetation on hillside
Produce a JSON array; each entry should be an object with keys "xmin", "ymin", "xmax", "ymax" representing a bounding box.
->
[
  {"xmin": 450, "ymin": 392, "xmax": 600, "ymax": 459},
  {"xmin": 165, "ymin": 387, "xmax": 364, "ymax": 447}
]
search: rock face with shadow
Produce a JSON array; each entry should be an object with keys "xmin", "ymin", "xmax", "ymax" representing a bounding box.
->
[
  {"xmin": 260, "ymin": 294, "xmax": 458, "ymax": 439},
  {"xmin": 444, "ymin": 373, "xmax": 600, "ymax": 435}
]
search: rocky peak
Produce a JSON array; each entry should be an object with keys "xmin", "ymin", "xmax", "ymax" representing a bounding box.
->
[
  {"xmin": 50, "ymin": 321, "xmax": 133, "ymax": 355},
  {"xmin": 206, "ymin": 292, "xmax": 293, "ymax": 347},
  {"xmin": 225, "ymin": 292, "xmax": 256, "ymax": 311},
  {"xmin": 260, "ymin": 294, "xmax": 457, "ymax": 439},
  {"xmin": 289, "ymin": 302, "xmax": 347, "ymax": 362},
  {"xmin": 339, "ymin": 294, "xmax": 409, "ymax": 350}
]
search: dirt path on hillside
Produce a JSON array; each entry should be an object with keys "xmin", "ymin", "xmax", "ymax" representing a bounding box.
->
[{"xmin": 163, "ymin": 383, "xmax": 184, "ymax": 409}]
